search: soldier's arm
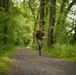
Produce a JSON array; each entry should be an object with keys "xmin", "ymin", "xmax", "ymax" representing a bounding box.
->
[{"xmin": 42, "ymin": 32, "xmax": 46, "ymax": 39}]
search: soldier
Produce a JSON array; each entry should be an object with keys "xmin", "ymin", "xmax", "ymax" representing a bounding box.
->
[{"xmin": 35, "ymin": 27, "xmax": 45, "ymax": 56}]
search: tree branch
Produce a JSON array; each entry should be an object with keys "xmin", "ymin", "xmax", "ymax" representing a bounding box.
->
[
  {"xmin": 60, "ymin": 0, "xmax": 67, "ymax": 13},
  {"xmin": 66, "ymin": 27, "xmax": 75, "ymax": 35},
  {"xmin": 67, "ymin": 0, "xmax": 76, "ymax": 11},
  {"xmin": 26, "ymin": 1, "xmax": 35, "ymax": 19}
]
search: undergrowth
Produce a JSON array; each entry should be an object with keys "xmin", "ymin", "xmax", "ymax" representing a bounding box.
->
[
  {"xmin": 43, "ymin": 43, "xmax": 76, "ymax": 61},
  {"xmin": 0, "ymin": 44, "xmax": 18, "ymax": 75},
  {"xmin": 31, "ymin": 43, "xmax": 76, "ymax": 61}
]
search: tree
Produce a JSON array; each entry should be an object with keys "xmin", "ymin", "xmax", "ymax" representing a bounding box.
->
[
  {"xmin": 57, "ymin": 0, "xmax": 76, "ymax": 26},
  {"xmin": 23, "ymin": 0, "xmax": 40, "ymax": 43},
  {"xmin": 40, "ymin": 0, "xmax": 45, "ymax": 29},
  {"xmin": 74, "ymin": 20, "xmax": 76, "ymax": 42},
  {"xmin": 56, "ymin": 0, "xmax": 76, "ymax": 43},
  {"xmin": 3, "ymin": 0, "xmax": 9, "ymax": 45},
  {"xmin": 45, "ymin": 0, "xmax": 49, "ymax": 17},
  {"xmin": 0, "ymin": 0, "xmax": 3, "ymax": 7},
  {"xmin": 47, "ymin": 0, "xmax": 56, "ymax": 47}
]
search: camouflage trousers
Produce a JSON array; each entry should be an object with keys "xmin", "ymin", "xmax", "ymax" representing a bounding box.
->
[{"xmin": 37, "ymin": 39, "xmax": 43, "ymax": 55}]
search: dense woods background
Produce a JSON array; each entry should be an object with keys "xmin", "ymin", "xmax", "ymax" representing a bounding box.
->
[
  {"xmin": 0, "ymin": 0, "xmax": 76, "ymax": 45},
  {"xmin": 0, "ymin": 0, "xmax": 76, "ymax": 58},
  {"xmin": 0, "ymin": 0, "xmax": 76, "ymax": 74},
  {"xmin": 0, "ymin": 0, "xmax": 76, "ymax": 72}
]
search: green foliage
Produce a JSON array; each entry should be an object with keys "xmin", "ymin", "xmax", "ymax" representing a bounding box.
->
[
  {"xmin": 0, "ymin": 45, "xmax": 17, "ymax": 75},
  {"xmin": 0, "ymin": 11, "xmax": 5, "ymax": 45},
  {"xmin": 0, "ymin": 0, "xmax": 76, "ymax": 68},
  {"xmin": 4, "ymin": 2, "xmax": 35, "ymax": 46},
  {"xmin": 0, "ymin": 0, "xmax": 76, "ymax": 75},
  {"xmin": 0, "ymin": 7, "xmax": 4, "ymax": 11},
  {"xmin": 30, "ymin": 42, "xmax": 38, "ymax": 50},
  {"xmin": 56, "ymin": 19, "xmax": 75, "ymax": 44},
  {"xmin": 43, "ymin": 43, "xmax": 76, "ymax": 61}
]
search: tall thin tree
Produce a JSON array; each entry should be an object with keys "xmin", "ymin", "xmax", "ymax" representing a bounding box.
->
[
  {"xmin": 45, "ymin": 0, "xmax": 49, "ymax": 17},
  {"xmin": 40, "ymin": 0, "xmax": 45, "ymax": 29},
  {"xmin": 0, "ymin": 0, "xmax": 3, "ymax": 7},
  {"xmin": 47, "ymin": 0, "xmax": 56, "ymax": 47},
  {"xmin": 3, "ymin": 0, "xmax": 9, "ymax": 45}
]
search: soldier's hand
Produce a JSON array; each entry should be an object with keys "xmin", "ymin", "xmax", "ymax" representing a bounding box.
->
[{"xmin": 42, "ymin": 36, "xmax": 46, "ymax": 39}]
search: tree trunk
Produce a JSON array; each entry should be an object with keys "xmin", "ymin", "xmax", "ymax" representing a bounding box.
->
[
  {"xmin": 47, "ymin": 0, "xmax": 56, "ymax": 47},
  {"xmin": 40, "ymin": 0, "xmax": 45, "ymax": 29},
  {"xmin": 3, "ymin": 0, "xmax": 9, "ymax": 45},
  {"xmin": 74, "ymin": 20, "xmax": 76, "ymax": 42},
  {"xmin": 45, "ymin": 0, "xmax": 49, "ymax": 17},
  {"xmin": 0, "ymin": 0, "xmax": 3, "ymax": 7}
]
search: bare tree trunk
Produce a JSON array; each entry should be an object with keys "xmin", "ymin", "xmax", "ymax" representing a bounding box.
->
[
  {"xmin": 47, "ymin": 0, "xmax": 56, "ymax": 47},
  {"xmin": 40, "ymin": 0, "xmax": 45, "ymax": 29},
  {"xmin": 74, "ymin": 20, "xmax": 76, "ymax": 42},
  {"xmin": 0, "ymin": 0, "xmax": 3, "ymax": 7},
  {"xmin": 3, "ymin": 0, "xmax": 9, "ymax": 45},
  {"xmin": 45, "ymin": 0, "xmax": 49, "ymax": 17}
]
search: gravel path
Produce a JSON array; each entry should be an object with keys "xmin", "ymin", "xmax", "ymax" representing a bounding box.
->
[{"xmin": 10, "ymin": 47, "xmax": 76, "ymax": 75}]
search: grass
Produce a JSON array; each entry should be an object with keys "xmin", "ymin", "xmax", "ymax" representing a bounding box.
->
[
  {"xmin": 0, "ymin": 45, "xmax": 18, "ymax": 75},
  {"xmin": 30, "ymin": 42, "xmax": 39, "ymax": 50},
  {"xmin": 30, "ymin": 42, "xmax": 76, "ymax": 62},
  {"xmin": 42, "ymin": 43, "xmax": 76, "ymax": 61}
]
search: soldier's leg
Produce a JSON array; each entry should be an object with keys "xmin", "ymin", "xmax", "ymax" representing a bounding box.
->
[
  {"xmin": 38, "ymin": 40, "xmax": 42, "ymax": 56},
  {"xmin": 39, "ymin": 44, "xmax": 41, "ymax": 55}
]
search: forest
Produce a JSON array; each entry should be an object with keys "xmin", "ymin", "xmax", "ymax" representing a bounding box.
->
[{"xmin": 0, "ymin": 0, "xmax": 76, "ymax": 74}]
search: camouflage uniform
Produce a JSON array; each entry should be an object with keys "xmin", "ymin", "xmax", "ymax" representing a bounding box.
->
[{"xmin": 36, "ymin": 30, "xmax": 45, "ymax": 55}]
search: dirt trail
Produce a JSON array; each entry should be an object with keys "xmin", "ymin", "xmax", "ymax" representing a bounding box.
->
[{"xmin": 10, "ymin": 47, "xmax": 76, "ymax": 75}]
